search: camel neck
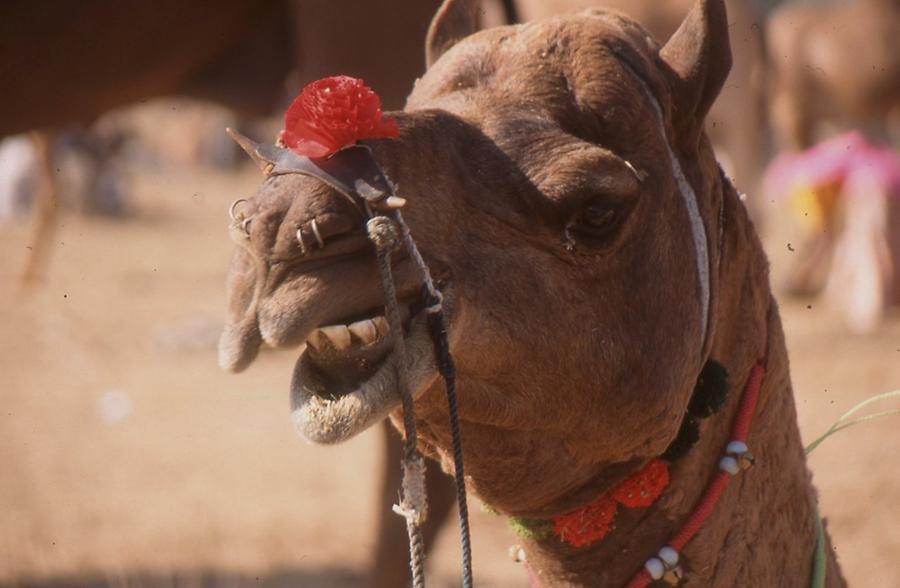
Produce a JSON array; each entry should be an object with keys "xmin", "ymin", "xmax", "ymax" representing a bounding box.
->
[{"xmin": 520, "ymin": 319, "xmax": 840, "ymax": 586}]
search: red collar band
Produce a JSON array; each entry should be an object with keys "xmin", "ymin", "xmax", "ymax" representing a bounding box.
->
[{"xmin": 552, "ymin": 458, "xmax": 671, "ymax": 547}]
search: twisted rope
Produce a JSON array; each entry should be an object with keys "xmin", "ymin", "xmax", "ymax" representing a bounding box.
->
[
  {"xmin": 367, "ymin": 215, "xmax": 427, "ymax": 588},
  {"xmin": 267, "ymin": 142, "xmax": 472, "ymax": 585},
  {"xmin": 393, "ymin": 210, "xmax": 474, "ymax": 588},
  {"xmin": 425, "ymin": 303, "xmax": 473, "ymax": 588}
]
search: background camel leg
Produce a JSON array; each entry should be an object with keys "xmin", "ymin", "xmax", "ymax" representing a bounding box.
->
[
  {"xmin": 784, "ymin": 233, "xmax": 836, "ymax": 298},
  {"xmin": 771, "ymin": 86, "xmax": 815, "ymax": 151},
  {"xmin": 21, "ymin": 130, "xmax": 59, "ymax": 284},
  {"xmin": 369, "ymin": 419, "xmax": 456, "ymax": 588}
]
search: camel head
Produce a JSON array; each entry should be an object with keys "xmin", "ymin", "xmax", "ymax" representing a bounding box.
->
[{"xmin": 218, "ymin": 0, "xmax": 734, "ymax": 517}]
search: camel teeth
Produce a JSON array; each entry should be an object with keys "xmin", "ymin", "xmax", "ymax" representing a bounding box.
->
[
  {"xmin": 319, "ymin": 325, "xmax": 351, "ymax": 350},
  {"xmin": 348, "ymin": 319, "xmax": 378, "ymax": 345},
  {"xmin": 306, "ymin": 329, "xmax": 328, "ymax": 352},
  {"xmin": 372, "ymin": 316, "xmax": 389, "ymax": 336}
]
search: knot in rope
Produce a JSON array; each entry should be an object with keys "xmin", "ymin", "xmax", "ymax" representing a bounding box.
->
[
  {"xmin": 393, "ymin": 453, "xmax": 429, "ymax": 526},
  {"xmin": 366, "ymin": 215, "xmax": 400, "ymax": 252}
]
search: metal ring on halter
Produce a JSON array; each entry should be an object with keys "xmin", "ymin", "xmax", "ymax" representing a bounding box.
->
[
  {"xmin": 310, "ymin": 218, "xmax": 325, "ymax": 248},
  {"xmin": 229, "ymin": 198, "xmax": 248, "ymax": 222},
  {"xmin": 241, "ymin": 217, "xmax": 252, "ymax": 235},
  {"xmin": 296, "ymin": 228, "xmax": 308, "ymax": 256}
]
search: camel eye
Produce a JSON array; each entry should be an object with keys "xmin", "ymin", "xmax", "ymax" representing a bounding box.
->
[
  {"xmin": 571, "ymin": 200, "xmax": 620, "ymax": 241},
  {"xmin": 581, "ymin": 204, "xmax": 616, "ymax": 228}
]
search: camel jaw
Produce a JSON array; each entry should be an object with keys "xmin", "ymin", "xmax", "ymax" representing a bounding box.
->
[{"xmin": 290, "ymin": 311, "xmax": 439, "ymax": 444}]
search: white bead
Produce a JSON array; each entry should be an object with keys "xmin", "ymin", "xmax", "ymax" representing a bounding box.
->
[
  {"xmin": 719, "ymin": 456, "xmax": 740, "ymax": 475},
  {"xmin": 726, "ymin": 440, "xmax": 748, "ymax": 456},
  {"xmin": 645, "ymin": 557, "xmax": 665, "ymax": 580},
  {"xmin": 507, "ymin": 545, "xmax": 526, "ymax": 563},
  {"xmin": 659, "ymin": 546, "xmax": 680, "ymax": 567}
]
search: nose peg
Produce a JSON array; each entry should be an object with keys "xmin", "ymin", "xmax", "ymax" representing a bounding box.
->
[
  {"xmin": 295, "ymin": 218, "xmax": 327, "ymax": 256},
  {"xmin": 310, "ymin": 218, "xmax": 325, "ymax": 248}
]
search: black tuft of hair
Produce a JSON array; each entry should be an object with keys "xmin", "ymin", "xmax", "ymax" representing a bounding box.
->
[
  {"xmin": 662, "ymin": 360, "xmax": 730, "ymax": 463},
  {"xmin": 661, "ymin": 417, "xmax": 699, "ymax": 462},
  {"xmin": 687, "ymin": 360, "xmax": 730, "ymax": 418}
]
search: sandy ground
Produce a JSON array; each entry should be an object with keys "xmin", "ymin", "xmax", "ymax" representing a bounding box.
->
[{"xmin": 1, "ymin": 163, "xmax": 898, "ymax": 588}]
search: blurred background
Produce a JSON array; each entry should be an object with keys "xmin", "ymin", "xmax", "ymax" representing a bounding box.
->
[{"xmin": 1, "ymin": 0, "xmax": 898, "ymax": 586}]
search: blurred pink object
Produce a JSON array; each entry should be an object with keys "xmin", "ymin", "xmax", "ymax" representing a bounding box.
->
[
  {"xmin": 764, "ymin": 132, "xmax": 900, "ymax": 333},
  {"xmin": 764, "ymin": 131, "xmax": 900, "ymax": 202}
]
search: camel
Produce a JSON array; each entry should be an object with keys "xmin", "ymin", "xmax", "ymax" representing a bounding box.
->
[
  {"xmin": 767, "ymin": 0, "xmax": 900, "ymax": 150},
  {"xmin": 217, "ymin": 0, "xmax": 846, "ymax": 584}
]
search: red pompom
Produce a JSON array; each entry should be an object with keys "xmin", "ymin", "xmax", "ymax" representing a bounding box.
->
[
  {"xmin": 611, "ymin": 458, "xmax": 670, "ymax": 508},
  {"xmin": 281, "ymin": 75, "xmax": 399, "ymax": 158},
  {"xmin": 553, "ymin": 495, "xmax": 618, "ymax": 547}
]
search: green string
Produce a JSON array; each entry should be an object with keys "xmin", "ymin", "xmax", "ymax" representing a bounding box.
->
[
  {"xmin": 811, "ymin": 511, "xmax": 827, "ymax": 588},
  {"xmin": 804, "ymin": 389, "xmax": 900, "ymax": 588}
]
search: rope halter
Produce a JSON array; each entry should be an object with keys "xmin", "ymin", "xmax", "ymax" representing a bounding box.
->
[{"xmin": 226, "ymin": 128, "xmax": 473, "ymax": 588}]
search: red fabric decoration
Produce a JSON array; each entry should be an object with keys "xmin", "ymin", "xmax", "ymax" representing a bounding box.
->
[
  {"xmin": 552, "ymin": 459, "xmax": 670, "ymax": 548},
  {"xmin": 611, "ymin": 458, "xmax": 670, "ymax": 508},
  {"xmin": 281, "ymin": 75, "xmax": 399, "ymax": 158},
  {"xmin": 553, "ymin": 495, "xmax": 618, "ymax": 547}
]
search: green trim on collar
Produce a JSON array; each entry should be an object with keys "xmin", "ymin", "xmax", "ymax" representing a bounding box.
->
[{"xmin": 508, "ymin": 516, "xmax": 553, "ymax": 541}]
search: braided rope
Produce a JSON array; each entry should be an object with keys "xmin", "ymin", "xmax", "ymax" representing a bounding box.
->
[{"xmin": 367, "ymin": 216, "xmax": 428, "ymax": 588}]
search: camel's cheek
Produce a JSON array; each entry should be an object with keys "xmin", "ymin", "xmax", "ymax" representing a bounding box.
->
[{"xmin": 441, "ymin": 236, "xmax": 698, "ymax": 461}]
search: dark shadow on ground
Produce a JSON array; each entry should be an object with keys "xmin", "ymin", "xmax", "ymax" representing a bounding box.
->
[{"xmin": 1, "ymin": 568, "xmax": 365, "ymax": 588}]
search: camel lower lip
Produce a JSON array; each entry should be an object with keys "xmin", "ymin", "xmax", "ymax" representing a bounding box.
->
[{"xmin": 290, "ymin": 313, "xmax": 438, "ymax": 444}]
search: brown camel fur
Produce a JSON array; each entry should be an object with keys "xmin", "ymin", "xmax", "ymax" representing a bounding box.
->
[
  {"xmin": 218, "ymin": 0, "xmax": 845, "ymax": 584},
  {"xmin": 516, "ymin": 0, "xmax": 768, "ymax": 200},
  {"xmin": 767, "ymin": 0, "xmax": 900, "ymax": 150}
]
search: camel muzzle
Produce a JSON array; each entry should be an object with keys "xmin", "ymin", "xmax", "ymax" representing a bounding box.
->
[{"xmin": 222, "ymin": 125, "xmax": 474, "ymax": 587}]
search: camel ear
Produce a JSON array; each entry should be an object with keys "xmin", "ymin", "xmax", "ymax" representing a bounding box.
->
[
  {"xmin": 659, "ymin": 0, "xmax": 731, "ymax": 146},
  {"xmin": 426, "ymin": 0, "xmax": 481, "ymax": 68}
]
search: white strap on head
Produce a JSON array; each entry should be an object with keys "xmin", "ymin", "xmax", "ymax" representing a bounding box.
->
[{"xmin": 623, "ymin": 66, "xmax": 711, "ymax": 343}]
